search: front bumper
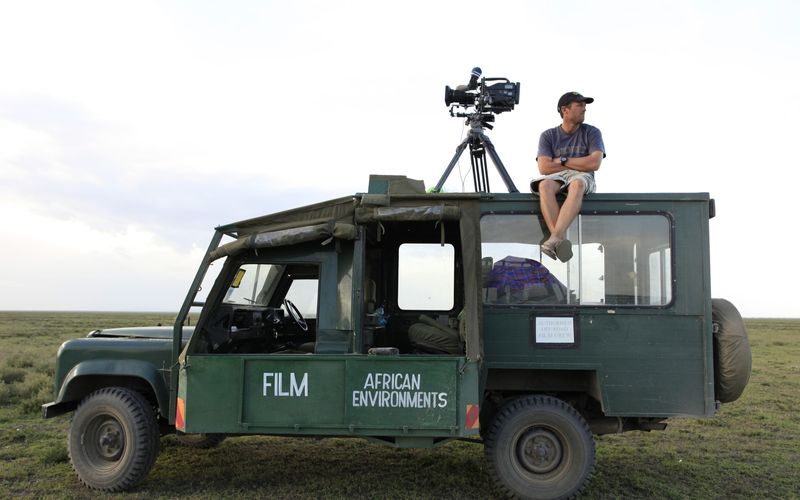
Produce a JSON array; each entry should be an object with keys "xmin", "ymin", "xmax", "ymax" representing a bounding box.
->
[{"xmin": 42, "ymin": 400, "xmax": 77, "ymax": 419}]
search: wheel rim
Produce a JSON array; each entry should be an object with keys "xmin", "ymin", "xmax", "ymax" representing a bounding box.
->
[
  {"xmin": 85, "ymin": 415, "xmax": 125, "ymax": 464},
  {"xmin": 516, "ymin": 427, "xmax": 564, "ymax": 474}
]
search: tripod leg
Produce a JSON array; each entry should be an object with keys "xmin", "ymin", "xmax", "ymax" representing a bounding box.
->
[
  {"xmin": 480, "ymin": 151, "xmax": 490, "ymax": 192},
  {"xmin": 470, "ymin": 145, "xmax": 490, "ymax": 192},
  {"xmin": 434, "ymin": 137, "xmax": 471, "ymax": 192},
  {"xmin": 477, "ymin": 132, "xmax": 519, "ymax": 193},
  {"xmin": 470, "ymin": 148, "xmax": 480, "ymax": 192}
]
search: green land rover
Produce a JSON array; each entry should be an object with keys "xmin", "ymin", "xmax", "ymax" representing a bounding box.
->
[{"xmin": 43, "ymin": 175, "xmax": 751, "ymax": 499}]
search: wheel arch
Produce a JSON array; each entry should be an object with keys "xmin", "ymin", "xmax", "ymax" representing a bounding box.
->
[
  {"xmin": 482, "ymin": 369, "xmax": 605, "ymax": 428},
  {"xmin": 56, "ymin": 360, "xmax": 169, "ymax": 418}
]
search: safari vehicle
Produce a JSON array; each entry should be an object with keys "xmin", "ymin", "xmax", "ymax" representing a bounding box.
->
[{"xmin": 43, "ymin": 175, "xmax": 750, "ymax": 499}]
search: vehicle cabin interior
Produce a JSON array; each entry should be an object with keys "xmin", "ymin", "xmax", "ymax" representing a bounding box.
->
[
  {"xmin": 195, "ymin": 261, "xmax": 320, "ymax": 355},
  {"xmin": 193, "ymin": 218, "xmax": 466, "ymax": 356},
  {"xmin": 361, "ymin": 219, "xmax": 465, "ymax": 355}
]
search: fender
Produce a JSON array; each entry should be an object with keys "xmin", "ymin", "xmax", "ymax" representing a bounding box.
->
[{"xmin": 53, "ymin": 359, "xmax": 170, "ymax": 418}]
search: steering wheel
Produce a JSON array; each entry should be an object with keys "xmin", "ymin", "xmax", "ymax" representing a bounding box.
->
[{"xmin": 283, "ymin": 299, "xmax": 308, "ymax": 332}]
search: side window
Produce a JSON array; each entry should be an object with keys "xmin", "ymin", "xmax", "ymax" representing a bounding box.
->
[
  {"xmin": 648, "ymin": 248, "xmax": 671, "ymax": 305},
  {"xmin": 582, "ymin": 215, "xmax": 672, "ymax": 306},
  {"xmin": 397, "ymin": 243, "xmax": 455, "ymax": 311},
  {"xmin": 284, "ymin": 278, "xmax": 319, "ymax": 319},
  {"xmin": 480, "ymin": 214, "xmax": 672, "ymax": 306}
]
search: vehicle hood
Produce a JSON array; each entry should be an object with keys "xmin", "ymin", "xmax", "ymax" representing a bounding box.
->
[{"xmin": 87, "ymin": 326, "xmax": 195, "ymax": 340}]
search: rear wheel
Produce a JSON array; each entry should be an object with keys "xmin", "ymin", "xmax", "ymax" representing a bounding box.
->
[
  {"xmin": 484, "ymin": 395, "xmax": 595, "ymax": 500},
  {"xmin": 68, "ymin": 387, "xmax": 159, "ymax": 492}
]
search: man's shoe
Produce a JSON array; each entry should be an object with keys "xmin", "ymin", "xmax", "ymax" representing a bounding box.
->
[
  {"xmin": 555, "ymin": 239, "xmax": 573, "ymax": 262},
  {"xmin": 541, "ymin": 241, "xmax": 557, "ymax": 260}
]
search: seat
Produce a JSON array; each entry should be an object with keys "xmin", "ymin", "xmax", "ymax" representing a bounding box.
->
[
  {"xmin": 408, "ymin": 315, "xmax": 463, "ymax": 354},
  {"xmin": 297, "ymin": 342, "xmax": 316, "ymax": 353}
]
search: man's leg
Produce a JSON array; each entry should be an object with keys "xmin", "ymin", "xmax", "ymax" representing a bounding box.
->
[
  {"xmin": 551, "ymin": 179, "xmax": 586, "ymax": 240},
  {"xmin": 542, "ymin": 179, "xmax": 586, "ymax": 261},
  {"xmin": 538, "ymin": 179, "xmax": 563, "ymax": 235}
]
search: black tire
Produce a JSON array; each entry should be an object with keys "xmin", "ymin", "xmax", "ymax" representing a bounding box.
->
[
  {"xmin": 484, "ymin": 395, "xmax": 595, "ymax": 500},
  {"xmin": 712, "ymin": 298, "xmax": 752, "ymax": 403},
  {"xmin": 174, "ymin": 432, "xmax": 226, "ymax": 449},
  {"xmin": 68, "ymin": 387, "xmax": 159, "ymax": 492}
]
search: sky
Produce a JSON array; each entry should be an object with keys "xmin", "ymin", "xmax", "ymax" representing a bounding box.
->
[{"xmin": 1, "ymin": 0, "xmax": 798, "ymax": 317}]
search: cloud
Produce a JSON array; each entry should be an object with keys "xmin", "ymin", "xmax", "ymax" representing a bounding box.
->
[
  {"xmin": 0, "ymin": 197, "xmax": 206, "ymax": 310},
  {"xmin": 0, "ymin": 94, "xmax": 352, "ymax": 246}
]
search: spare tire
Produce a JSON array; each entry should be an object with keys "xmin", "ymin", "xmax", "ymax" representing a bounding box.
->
[{"xmin": 712, "ymin": 298, "xmax": 751, "ymax": 403}]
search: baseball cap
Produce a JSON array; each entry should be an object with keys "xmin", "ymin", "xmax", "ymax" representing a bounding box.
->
[{"xmin": 557, "ymin": 92, "xmax": 594, "ymax": 112}]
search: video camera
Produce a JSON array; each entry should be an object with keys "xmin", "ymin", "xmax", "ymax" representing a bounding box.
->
[
  {"xmin": 436, "ymin": 67, "xmax": 521, "ymax": 193},
  {"xmin": 444, "ymin": 67, "xmax": 520, "ymax": 115}
]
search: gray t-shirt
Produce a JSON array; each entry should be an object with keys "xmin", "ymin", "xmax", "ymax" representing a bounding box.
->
[{"xmin": 536, "ymin": 123, "xmax": 606, "ymax": 174}]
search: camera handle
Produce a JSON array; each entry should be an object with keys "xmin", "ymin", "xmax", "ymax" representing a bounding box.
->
[{"xmin": 433, "ymin": 117, "xmax": 519, "ymax": 193}]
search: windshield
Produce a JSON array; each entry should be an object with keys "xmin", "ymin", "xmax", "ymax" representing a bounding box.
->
[{"xmin": 223, "ymin": 264, "xmax": 285, "ymax": 305}]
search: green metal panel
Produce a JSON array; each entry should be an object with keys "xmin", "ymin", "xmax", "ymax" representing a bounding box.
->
[
  {"xmin": 483, "ymin": 308, "xmax": 709, "ymax": 417},
  {"xmin": 243, "ymin": 358, "xmax": 346, "ymax": 427},
  {"xmin": 180, "ymin": 355, "xmax": 479, "ymax": 437},
  {"xmin": 346, "ymin": 359, "xmax": 456, "ymax": 428},
  {"xmin": 54, "ymin": 339, "xmax": 173, "ymax": 412},
  {"xmin": 479, "ymin": 193, "xmax": 715, "ymax": 417},
  {"xmin": 351, "ymin": 226, "xmax": 367, "ymax": 353},
  {"xmin": 580, "ymin": 313, "xmax": 705, "ymax": 415}
]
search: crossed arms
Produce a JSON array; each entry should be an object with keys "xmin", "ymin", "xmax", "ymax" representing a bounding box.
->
[{"xmin": 537, "ymin": 150, "xmax": 604, "ymax": 176}]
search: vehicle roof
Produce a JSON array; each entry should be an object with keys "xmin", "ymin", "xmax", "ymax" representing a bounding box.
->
[{"xmin": 215, "ymin": 175, "xmax": 710, "ymax": 237}]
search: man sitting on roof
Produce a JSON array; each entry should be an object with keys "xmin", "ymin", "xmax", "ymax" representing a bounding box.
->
[{"xmin": 531, "ymin": 91, "xmax": 605, "ymax": 262}]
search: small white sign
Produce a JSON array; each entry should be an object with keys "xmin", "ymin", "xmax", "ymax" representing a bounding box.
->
[{"xmin": 535, "ymin": 317, "xmax": 575, "ymax": 344}]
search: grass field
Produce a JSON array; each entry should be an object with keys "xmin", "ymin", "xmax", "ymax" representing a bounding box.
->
[{"xmin": 1, "ymin": 312, "xmax": 798, "ymax": 499}]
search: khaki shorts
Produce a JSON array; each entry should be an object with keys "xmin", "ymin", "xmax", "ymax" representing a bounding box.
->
[{"xmin": 530, "ymin": 170, "xmax": 596, "ymax": 195}]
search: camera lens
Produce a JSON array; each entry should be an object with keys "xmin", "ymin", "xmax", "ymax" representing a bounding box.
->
[{"xmin": 444, "ymin": 86, "xmax": 474, "ymax": 106}]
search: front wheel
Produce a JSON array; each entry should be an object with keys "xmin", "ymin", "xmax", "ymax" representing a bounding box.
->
[
  {"xmin": 68, "ymin": 387, "xmax": 159, "ymax": 492},
  {"xmin": 484, "ymin": 395, "xmax": 595, "ymax": 500}
]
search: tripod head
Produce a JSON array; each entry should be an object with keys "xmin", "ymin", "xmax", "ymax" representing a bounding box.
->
[{"xmin": 450, "ymin": 110, "xmax": 496, "ymax": 130}]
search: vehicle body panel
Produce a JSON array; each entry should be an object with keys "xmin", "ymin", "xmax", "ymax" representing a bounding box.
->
[{"xmin": 178, "ymin": 355, "xmax": 480, "ymax": 438}]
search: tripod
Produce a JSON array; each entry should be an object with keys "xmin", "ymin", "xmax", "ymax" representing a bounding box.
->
[{"xmin": 434, "ymin": 113, "xmax": 519, "ymax": 193}]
